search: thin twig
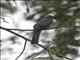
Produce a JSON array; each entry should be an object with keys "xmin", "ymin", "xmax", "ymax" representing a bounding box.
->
[
  {"xmin": 1, "ymin": 15, "xmax": 15, "ymax": 23},
  {"xmin": 15, "ymin": 40, "xmax": 27, "ymax": 60},
  {"xmin": 47, "ymin": 50, "xmax": 54, "ymax": 60},
  {"xmin": 1, "ymin": 26, "xmax": 80, "ymax": 31},
  {"xmin": 48, "ymin": 49, "xmax": 73, "ymax": 60},
  {"xmin": 0, "ymin": 17, "xmax": 9, "ymax": 23}
]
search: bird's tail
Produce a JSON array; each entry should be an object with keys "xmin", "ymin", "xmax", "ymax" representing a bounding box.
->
[{"xmin": 31, "ymin": 30, "xmax": 41, "ymax": 44}]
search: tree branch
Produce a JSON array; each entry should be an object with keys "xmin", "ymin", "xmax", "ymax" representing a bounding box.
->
[
  {"xmin": 0, "ymin": 26, "xmax": 73, "ymax": 60},
  {"xmin": 47, "ymin": 50, "xmax": 54, "ymax": 60},
  {"xmin": 1, "ymin": 26, "xmax": 80, "ymax": 31},
  {"xmin": 15, "ymin": 39, "xmax": 27, "ymax": 60}
]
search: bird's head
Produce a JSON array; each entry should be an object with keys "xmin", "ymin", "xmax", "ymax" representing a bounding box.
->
[{"xmin": 46, "ymin": 15, "xmax": 56, "ymax": 19}]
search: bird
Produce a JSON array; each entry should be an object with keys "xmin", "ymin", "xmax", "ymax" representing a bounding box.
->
[{"xmin": 31, "ymin": 15, "xmax": 55, "ymax": 44}]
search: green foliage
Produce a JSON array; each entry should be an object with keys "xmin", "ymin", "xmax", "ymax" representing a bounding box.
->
[
  {"xmin": 25, "ymin": 0, "xmax": 80, "ymax": 59},
  {"xmin": 0, "ymin": 0, "xmax": 17, "ymax": 14},
  {"xmin": 1, "ymin": 0, "xmax": 80, "ymax": 60}
]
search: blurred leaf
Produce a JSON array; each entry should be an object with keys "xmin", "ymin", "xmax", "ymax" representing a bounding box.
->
[
  {"xmin": 69, "ymin": 40, "xmax": 80, "ymax": 46},
  {"xmin": 0, "ymin": 1, "xmax": 17, "ymax": 13}
]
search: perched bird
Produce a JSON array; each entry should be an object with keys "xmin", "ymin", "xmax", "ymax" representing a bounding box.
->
[{"xmin": 31, "ymin": 15, "xmax": 54, "ymax": 44}]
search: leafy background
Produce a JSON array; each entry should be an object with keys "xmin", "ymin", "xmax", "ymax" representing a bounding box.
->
[{"xmin": 0, "ymin": 0, "xmax": 80, "ymax": 60}]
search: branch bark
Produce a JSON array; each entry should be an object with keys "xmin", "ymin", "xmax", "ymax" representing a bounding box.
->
[{"xmin": 1, "ymin": 26, "xmax": 80, "ymax": 31}]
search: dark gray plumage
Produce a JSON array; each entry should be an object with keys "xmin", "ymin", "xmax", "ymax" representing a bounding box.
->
[{"xmin": 31, "ymin": 15, "xmax": 54, "ymax": 44}]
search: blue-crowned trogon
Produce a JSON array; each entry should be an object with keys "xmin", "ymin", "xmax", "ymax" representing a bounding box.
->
[{"xmin": 31, "ymin": 15, "xmax": 54, "ymax": 44}]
